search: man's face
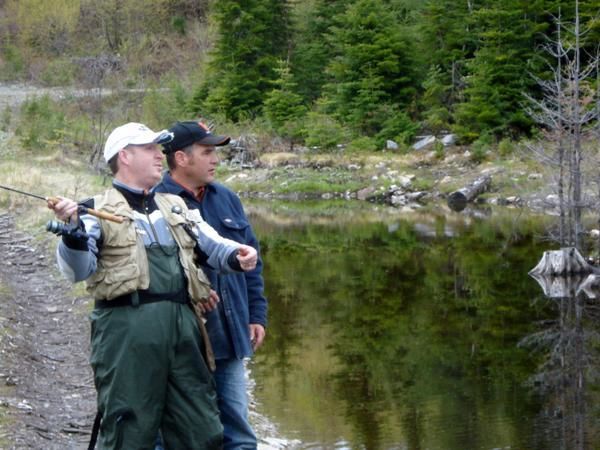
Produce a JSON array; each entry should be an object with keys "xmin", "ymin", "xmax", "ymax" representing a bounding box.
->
[
  {"xmin": 122, "ymin": 143, "xmax": 164, "ymax": 188},
  {"xmin": 182, "ymin": 143, "xmax": 219, "ymax": 186}
]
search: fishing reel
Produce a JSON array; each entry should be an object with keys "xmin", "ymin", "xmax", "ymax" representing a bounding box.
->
[{"xmin": 46, "ymin": 220, "xmax": 89, "ymax": 240}]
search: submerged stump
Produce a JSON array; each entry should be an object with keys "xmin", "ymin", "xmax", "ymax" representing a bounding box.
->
[
  {"xmin": 529, "ymin": 247, "xmax": 597, "ymax": 298},
  {"xmin": 529, "ymin": 247, "xmax": 591, "ymax": 277}
]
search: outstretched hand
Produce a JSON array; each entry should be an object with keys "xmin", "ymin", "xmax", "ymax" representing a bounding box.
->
[{"xmin": 236, "ymin": 245, "xmax": 257, "ymax": 271}]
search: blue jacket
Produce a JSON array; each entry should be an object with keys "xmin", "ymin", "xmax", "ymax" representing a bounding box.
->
[{"xmin": 154, "ymin": 173, "xmax": 267, "ymax": 360}]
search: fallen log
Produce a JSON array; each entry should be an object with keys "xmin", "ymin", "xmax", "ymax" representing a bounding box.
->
[{"xmin": 447, "ymin": 175, "xmax": 492, "ymax": 211}]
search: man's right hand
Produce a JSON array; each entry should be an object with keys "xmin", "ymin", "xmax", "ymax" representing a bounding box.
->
[
  {"xmin": 47, "ymin": 196, "xmax": 79, "ymax": 223},
  {"xmin": 236, "ymin": 245, "xmax": 257, "ymax": 271},
  {"xmin": 198, "ymin": 289, "xmax": 220, "ymax": 314}
]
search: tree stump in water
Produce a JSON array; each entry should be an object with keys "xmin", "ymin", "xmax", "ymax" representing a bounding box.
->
[
  {"xmin": 529, "ymin": 247, "xmax": 596, "ymax": 298},
  {"xmin": 447, "ymin": 175, "xmax": 492, "ymax": 211},
  {"xmin": 529, "ymin": 247, "xmax": 591, "ymax": 276}
]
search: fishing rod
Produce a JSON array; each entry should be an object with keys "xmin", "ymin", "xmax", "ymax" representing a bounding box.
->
[{"xmin": 0, "ymin": 184, "xmax": 124, "ymax": 223}]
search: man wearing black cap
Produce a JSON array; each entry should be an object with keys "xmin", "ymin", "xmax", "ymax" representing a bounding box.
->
[{"xmin": 155, "ymin": 121, "xmax": 267, "ymax": 449}]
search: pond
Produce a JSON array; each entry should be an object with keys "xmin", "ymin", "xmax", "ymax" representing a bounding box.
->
[{"xmin": 246, "ymin": 200, "xmax": 600, "ymax": 450}]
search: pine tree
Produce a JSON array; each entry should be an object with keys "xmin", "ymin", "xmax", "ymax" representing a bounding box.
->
[
  {"xmin": 263, "ymin": 60, "xmax": 307, "ymax": 149},
  {"xmin": 289, "ymin": 0, "xmax": 352, "ymax": 103},
  {"xmin": 418, "ymin": 0, "xmax": 475, "ymax": 132},
  {"xmin": 455, "ymin": 0, "xmax": 549, "ymax": 141},
  {"xmin": 190, "ymin": 0, "xmax": 291, "ymax": 121},
  {"xmin": 319, "ymin": 0, "xmax": 419, "ymax": 144}
]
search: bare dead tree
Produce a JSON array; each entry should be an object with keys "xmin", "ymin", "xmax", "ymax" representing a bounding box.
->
[
  {"xmin": 525, "ymin": 1, "xmax": 599, "ymax": 251},
  {"xmin": 74, "ymin": 55, "xmax": 122, "ymax": 167}
]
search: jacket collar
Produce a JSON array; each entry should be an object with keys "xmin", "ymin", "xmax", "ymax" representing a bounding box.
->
[
  {"xmin": 160, "ymin": 172, "xmax": 216, "ymax": 202},
  {"xmin": 112, "ymin": 179, "xmax": 155, "ymax": 212}
]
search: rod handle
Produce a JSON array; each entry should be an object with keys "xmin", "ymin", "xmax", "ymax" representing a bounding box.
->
[{"xmin": 46, "ymin": 196, "xmax": 124, "ymax": 224}]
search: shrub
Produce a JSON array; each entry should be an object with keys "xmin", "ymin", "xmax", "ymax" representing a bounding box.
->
[
  {"xmin": 346, "ymin": 136, "xmax": 377, "ymax": 153},
  {"xmin": 39, "ymin": 58, "xmax": 76, "ymax": 86},
  {"xmin": 16, "ymin": 95, "xmax": 67, "ymax": 150},
  {"xmin": 470, "ymin": 133, "xmax": 493, "ymax": 163},
  {"xmin": 303, "ymin": 112, "xmax": 349, "ymax": 151},
  {"xmin": 498, "ymin": 138, "xmax": 515, "ymax": 156},
  {"xmin": 0, "ymin": 44, "xmax": 25, "ymax": 81}
]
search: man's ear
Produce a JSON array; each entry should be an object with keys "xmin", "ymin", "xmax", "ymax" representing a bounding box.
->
[
  {"xmin": 174, "ymin": 150, "xmax": 188, "ymax": 166},
  {"xmin": 118, "ymin": 148, "xmax": 131, "ymax": 167}
]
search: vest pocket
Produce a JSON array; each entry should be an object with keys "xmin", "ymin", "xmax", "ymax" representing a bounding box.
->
[{"xmin": 88, "ymin": 263, "xmax": 140, "ymax": 300}]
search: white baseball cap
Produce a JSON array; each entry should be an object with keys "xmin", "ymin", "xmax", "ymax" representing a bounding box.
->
[{"xmin": 103, "ymin": 122, "xmax": 174, "ymax": 162}]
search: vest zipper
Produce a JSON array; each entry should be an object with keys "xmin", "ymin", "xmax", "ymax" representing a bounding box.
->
[{"xmin": 144, "ymin": 196, "xmax": 162, "ymax": 245}]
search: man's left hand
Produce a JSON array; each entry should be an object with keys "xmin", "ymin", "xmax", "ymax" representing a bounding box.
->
[{"xmin": 249, "ymin": 324, "xmax": 266, "ymax": 352}]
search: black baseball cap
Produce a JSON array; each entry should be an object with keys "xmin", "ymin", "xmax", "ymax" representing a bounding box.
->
[{"xmin": 162, "ymin": 121, "xmax": 230, "ymax": 153}]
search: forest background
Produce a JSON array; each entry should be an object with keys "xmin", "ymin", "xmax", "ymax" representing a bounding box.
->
[
  {"xmin": 0, "ymin": 0, "xmax": 598, "ymax": 159},
  {"xmin": 0, "ymin": 0, "xmax": 597, "ymax": 235}
]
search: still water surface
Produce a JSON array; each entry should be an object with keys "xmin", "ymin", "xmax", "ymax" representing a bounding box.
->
[{"xmin": 246, "ymin": 201, "xmax": 600, "ymax": 450}]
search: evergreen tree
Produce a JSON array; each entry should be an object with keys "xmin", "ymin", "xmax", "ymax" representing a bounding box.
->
[
  {"xmin": 418, "ymin": 0, "xmax": 475, "ymax": 132},
  {"xmin": 263, "ymin": 60, "xmax": 307, "ymax": 149},
  {"xmin": 289, "ymin": 0, "xmax": 352, "ymax": 103},
  {"xmin": 455, "ymin": 0, "xmax": 549, "ymax": 141},
  {"xmin": 319, "ymin": 0, "xmax": 419, "ymax": 144},
  {"xmin": 191, "ymin": 0, "xmax": 291, "ymax": 121}
]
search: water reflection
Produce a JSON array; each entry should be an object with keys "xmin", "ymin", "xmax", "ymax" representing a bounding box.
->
[
  {"xmin": 246, "ymin": 201, "xmax": 599, "ymax": 449},
  {"xmin": 522, "ymin": 273, "xmax": 600, "ymax": 449}
]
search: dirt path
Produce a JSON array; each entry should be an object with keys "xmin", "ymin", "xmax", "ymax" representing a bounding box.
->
[
  {"xmin": 0, "ymin": 213, "xmax": 95, "ymax": 449},
  {"xmin": 0, "ymin": 213, "xmax": 291, "ymax": 449}
]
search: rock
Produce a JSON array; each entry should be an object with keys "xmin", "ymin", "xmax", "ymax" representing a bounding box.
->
[
  {"xmin": 386, "ymin": 140, "xmax": 399, "ymax": 150},
  {"xmin": 528, "ymin": 173, "xmax": 543, "ymax": 180},
  {"xmin": 545, "ymin": 194, "xmax": 559, "ymax": 206},
  {"xmin": 441, "ymin": 134, "xmax": 457, "ymax": 146},
  {"xmin": 259, "ymin": 152, "xmax": 300, "ymax": 168},
  {"xmin": 356, "ymin": 187, "xmax": 376, "ymax": 201},
  {"xmin": 398, "ymin": 175, "xmax": 414, "ymax": 189},
  {"xmin": 412, "ymin": 135, "xmax": 436, "ymax": 151}
]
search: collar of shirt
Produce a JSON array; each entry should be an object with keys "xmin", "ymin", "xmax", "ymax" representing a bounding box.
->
[{"xmin": 162, "ymin": 173, "xmax": 207, "ymax": 203}]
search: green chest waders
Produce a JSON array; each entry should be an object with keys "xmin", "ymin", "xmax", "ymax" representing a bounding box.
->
[{"xmin": 88, "ymin": 245, "xmax": 222, "ymax": 450}]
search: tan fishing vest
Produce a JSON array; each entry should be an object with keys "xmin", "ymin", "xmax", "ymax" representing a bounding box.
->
[{"xmin": 86, "ymin": 188, "xmax": 212, "ymax": 303}]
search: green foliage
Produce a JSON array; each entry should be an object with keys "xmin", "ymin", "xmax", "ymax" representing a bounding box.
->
[
  {"xmin": 39, "ymin": 58, "xmax": 76, "ymax": 86},
  {"xmin": 1, "ymin": 106, "xmax": 11, "ymax": 132},
  {"xmin": 0, "ymin": 44, "xmax": 25, "ymax": 81},
  {"xmin": 303, "ymin": 111, "xmax": 349, "ymax": 151},
  {"xmin": 469, "ymin": 132, "xmax": 493, "ymax": 163},
  {"xmin": 289, "ymin": 0, "xmax": 352, "ymax": 102},
  {"xmin": 141, "ymin": 78, "xmax": 189, "ymax": 130},
  {"xmin": 197, "ymin": 0, "xmax": 292, "ymax": 121},
  {"xmin": 454, "ymin": 3, "xmax": 542, "ymax": 140},
  {"xmin": 263, "ymin": 61, "xmax": 308, "ymax": 146},
  {"xmin": 16, "ymin": 95, "xmax": 67, "ymax": 150},
  {"xmin": 319, "ymin": 0, "xmax": 419, "ymax": 138},
  {"xmin": 347, "ymin": 136, "xmax": 378, "ymax": 153},
  {"xmin": 498, "ymin": 138, "xmax": 516, "ymax": 156},
  {"xmin": 171, "ymin": 15, "xmax": 186, "ymax": 35},
  {"xmin": 6, "ymin": 0, "xmax": 80, "ymax": 54},
  {"xmin": 433, "ymin": 140, "xmax": 445, "ymax": 160}
]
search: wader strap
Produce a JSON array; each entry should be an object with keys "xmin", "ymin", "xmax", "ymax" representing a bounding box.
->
[
  {"xmin": 192, "ymin": 302, "xmax": 216, "ymax": 372},
  {"xmin": 88, "ymin": 410, "xmax": 102, "ymax": 450}
]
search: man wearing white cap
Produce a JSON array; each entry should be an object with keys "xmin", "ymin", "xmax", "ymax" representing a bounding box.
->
[{"xmin": 49, "ymin": 122, "xmax": 258, "ymax": 449}]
